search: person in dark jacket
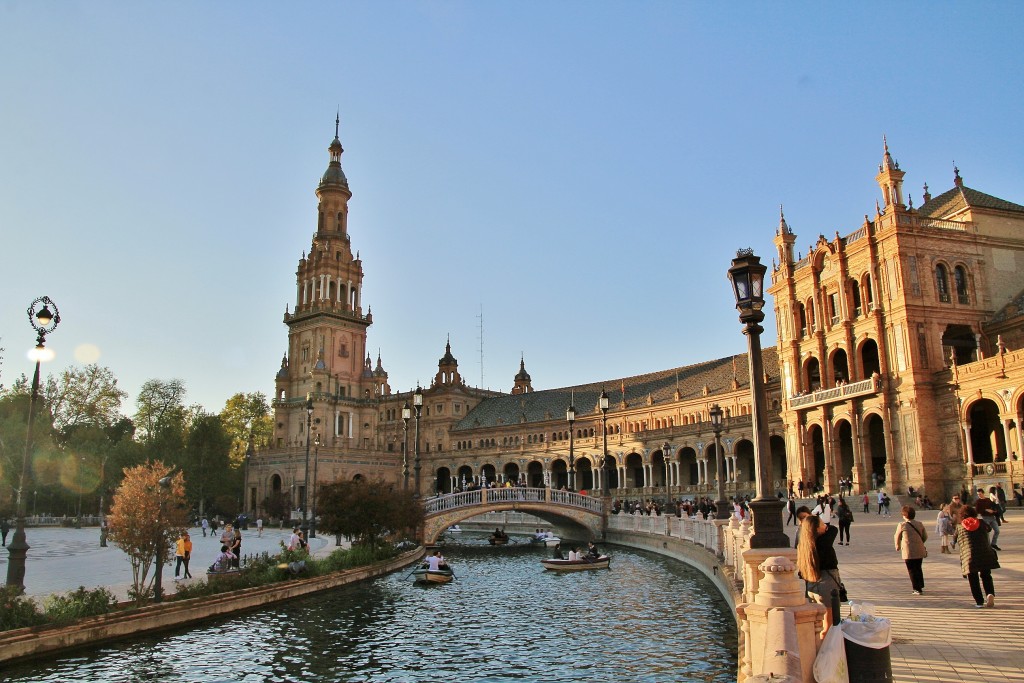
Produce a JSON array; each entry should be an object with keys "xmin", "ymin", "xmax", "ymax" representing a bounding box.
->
[
  {"xmin": 955, "ymin": 505, "xmax": 1000, "ymax": 608},
  {"xmin": 795, "ymin": 514, "xmax": 841, "ymax": 628}
]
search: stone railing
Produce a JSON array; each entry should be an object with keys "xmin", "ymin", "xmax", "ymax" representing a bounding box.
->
[
  {"xmin": 423, "ymin": 487, "xmax": 604, "ymax": 516},
  {"xmin": 788, "ymin": 376, "xmax": 879, "ymax": 409}
]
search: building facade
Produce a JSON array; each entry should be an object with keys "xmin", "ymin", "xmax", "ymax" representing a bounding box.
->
[{"xmin": 248, "ymin": 133, "xmax": 1024, "ymax": 515}]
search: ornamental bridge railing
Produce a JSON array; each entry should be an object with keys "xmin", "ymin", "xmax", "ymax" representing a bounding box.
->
[{"xmin": 423, "ymin": 487, "xmax": 605, "ymax": 516}]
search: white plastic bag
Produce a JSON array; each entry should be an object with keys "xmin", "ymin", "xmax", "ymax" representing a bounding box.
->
[{"xmin": 813, "ymin": 624, "xmax": 849, "ymax": 683}]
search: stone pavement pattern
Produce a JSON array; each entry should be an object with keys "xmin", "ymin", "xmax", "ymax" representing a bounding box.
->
[
  {"xmin": 0, "ymin": 524, "xmax": 332, "ymax": 601},
  {"xmin": 789, "ymin": 502, "xmax": 1023, "ymax": 683}
]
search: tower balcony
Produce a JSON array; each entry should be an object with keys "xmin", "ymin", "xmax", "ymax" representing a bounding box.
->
[{"xmin": 788, "ymin": 375, "xmax": 881, "ymax": 410}]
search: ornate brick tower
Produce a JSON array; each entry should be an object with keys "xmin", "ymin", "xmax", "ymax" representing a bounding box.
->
[{"xmin": 252, "ymin": 119, "xmax": 394, "ymax": 515}]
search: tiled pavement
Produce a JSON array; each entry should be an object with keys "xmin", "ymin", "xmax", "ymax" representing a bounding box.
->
[{"xmin": 785, "ymin": 501, "xmax": 1023, "ymax": 683}]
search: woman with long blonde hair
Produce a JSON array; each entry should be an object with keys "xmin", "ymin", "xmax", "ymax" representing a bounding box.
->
[{"xmin": 795, "ymin": 514, "xmax": 841, "ymax": 628}]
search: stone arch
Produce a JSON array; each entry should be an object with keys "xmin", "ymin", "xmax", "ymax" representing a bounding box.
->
[
  {"xmin": 456, "ymin": 465, "xmax": 474, "ymax": 488},
  {"xmin": 551, "ymin": 458, "xmax": 569, "ymax": 489},
  {"xmin": 942, "ymin": 324, "xmax": 977, "ymax": 365},
  {"xmin": 435, "ymin": 467, "xmax": 452, "ymax": 494},
  {"xmin": 526, "ymin": 460, "xmax": 545, "ymax": 487},
  {"xmin": 270, "ymin": 473, "xmax": 282, "ymax": 494},
  {"xmin": 858, "ymin": 338, "xmax": 881, "ymax": 378},
  {"xmin": 807, "ymin": 424, "xmax": 826, "ymax": 488},
  {"xmin": 965, "ymin": 397, "xmax": 1006, "ymax": 464},
  {"xmin": 624, "ymin": 452, "xmax": 644, "ymax": 488},
  {"xmin": 680, "ymin": 447, "xmax": 698, "ymax": 485},
  {"xmin": 830, "ymin": 347, "xmax": 850, "ymax": 385},
  {"xmin": 769, "ymin": 434, "xmax": 787, "ymax": 487},
  {"xmin": 734, "ymin": 439, "xmax": 755, "ymax": 486},
  {"xmin": 650, "ymin": 449, "xmax": 666, "ymax": 487},
  {"xmin": 863, "ymin": 413, "xmax": 887, "ymax": 488},
  {"xmin": 804, "ymin": 356, "xmax": 822, "ymax": 391},
  {"xmin": 481, "ymin": 463, "xmax": 497, "ymax": 486},
  {"xmin": 503, "ymin": 461, "xmax": 521, "ymax": 484},
  {"xmin": 832, "ymin": 419, "xmax": 855, "ymax": 483},
  {"xmin": 577, "ymin": 458, "xmax": 594, "ymax": 491}
]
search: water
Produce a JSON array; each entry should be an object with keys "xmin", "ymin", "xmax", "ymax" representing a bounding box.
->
[{"xmin": 4, "ymin": 534, "xmax": 737, "ymax": 682}]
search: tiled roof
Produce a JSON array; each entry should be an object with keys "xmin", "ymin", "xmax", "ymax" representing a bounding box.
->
[
  {"xmin": 918, "ymin": 185, "xmax": 1024, "ymax": 218},
  {"xmin": 453, "ymin": 348, "xmax": 779, "ymax": 431},
  {"xmin": 987, "ymin": 286, "xmax": 1024, "ymax": 325}
]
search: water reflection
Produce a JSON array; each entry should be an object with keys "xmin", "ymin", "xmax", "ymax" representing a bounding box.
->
[{"xmin": 5, "ymin": 535, "xmax": 737, "ymax": 682}]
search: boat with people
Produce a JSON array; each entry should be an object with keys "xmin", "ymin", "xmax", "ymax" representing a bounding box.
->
[
  {"xmin": 488, "ymin": 528, "xmax": 509, "ymax": 545},
  {"xmin": 528, "ymin": 532, "xmax": 561, "ymax": 547},
  {"xmin": 414, "ymin": 550, "xmax": 455, "ymax": 584},
  {"xmin": 412, "ymin": 567, "xmax": 454, "ymax": 584},
  {"xmin": 541, "ymin": 555, "xmax": 611, "ymax": 571},
  {"xmin": 447, "ymin": 525, "xmax": 463, "ymax": 533}
]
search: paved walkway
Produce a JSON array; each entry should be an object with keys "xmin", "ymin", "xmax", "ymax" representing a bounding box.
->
[
  {"xmin": 0, "ymin": 524, "xmax": 334, "ymax": 601},
  {"xmin": 787, "ymin": 501, "xmax": 1023, "ymax": 683}
]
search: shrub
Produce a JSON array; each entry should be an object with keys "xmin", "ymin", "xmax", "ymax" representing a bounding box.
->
[
  {"xmin": 43, "ymin": 586, "xmax": 117, "ymax": 625},
  {"xmin": 0, "ymin": 586, "xmax": 44, "ymax": 632}
]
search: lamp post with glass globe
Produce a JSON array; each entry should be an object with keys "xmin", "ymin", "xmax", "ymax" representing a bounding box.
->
[
  {"xmin": 301, "ymin": 393, "xmax": 314, "ymax": 541},
  {"xmin": 402, "ymin": 401, "xmax": 411, "ymax": 490},
  {"xmin": 6, "ymin": 296, "xmax": 60, "ymax": 592},
  {"xmin": 709, "ymin": 404, "xmax": 731, "ymax": 520},
  {"xmin": 413, "ymin": 386, "xmax": 423, "ymax": 497},
  {"xmin": 727, "ymin": 249, "xmax": 788, "ymax": 547},
  {"xmin": 599, "ymin": 389, "xmax": 610, "ymax": 494},
  {"xmin": 310, "ymin": 433, "xmax": 320, "ymax": 538},
  {"xmin": 566, "ymin": 401, "xmax": 577, "ymax": 490}
]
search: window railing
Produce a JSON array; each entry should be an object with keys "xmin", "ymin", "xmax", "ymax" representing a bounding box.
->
[{"xmin": 789, "ymin": 376, "xmax": 880, "ymax": 408}]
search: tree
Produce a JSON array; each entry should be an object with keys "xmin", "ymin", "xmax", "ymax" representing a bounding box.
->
[
  {"xmin": 219, "ymin": 392, "xmax": 273, "ymax": 466},
  {"xmin": 261, "ymin": 491, "xmax": 291, "ymax": 522},
  {"xmin": 133, "ymin": 379, "xmax": 187, "ymax": 443},
  {"xmin": 107, "ymin": 461, "xmax": 188, "ymax": 603},
  {"xmin": 44, "ymin": 364, "xmax": 127, "ymax": 438},
  {"xmin": 181, "ymin": 412, "xmax": 232, "ymax": 518},
  {"xmin": 317, "ymin": 479, "xmax": 423, "ymax": 547}
]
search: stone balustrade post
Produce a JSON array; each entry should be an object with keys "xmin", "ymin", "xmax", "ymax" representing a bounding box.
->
[{"xmin": 736, "ymin": 555, "xmax": 824, "ymax": 683}]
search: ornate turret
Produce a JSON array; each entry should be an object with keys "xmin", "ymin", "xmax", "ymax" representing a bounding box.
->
[
  {"xmin": 372, "ymin": 351, "xmax": 390, "ymax": 396},
  {"xmin": 512, "ymin": 354, "xmax": 533, "ymax": 394},
  {"xmin": 875, "ymin": 135, "xmax": 906, "ymax": 212},
  {"xmin": 434, "ymin": 336, "xmax": 462, "ymax": 387},
  {"xmin": 773, "ymin": 204, "xmax": 796, "ymax": 268}
]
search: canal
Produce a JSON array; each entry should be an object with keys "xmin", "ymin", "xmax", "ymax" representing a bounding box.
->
[{"xmin": 4, "ymin": 533, "xmax": 737, "ymax": 682}]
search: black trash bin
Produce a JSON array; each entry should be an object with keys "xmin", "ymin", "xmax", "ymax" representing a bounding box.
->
[{"xmin": 842, "ymin": 618, "xmax": 893, "ymax": 683}]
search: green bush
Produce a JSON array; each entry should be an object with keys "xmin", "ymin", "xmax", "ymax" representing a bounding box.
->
[
  {"xmin": 43, "ymin": 586, "xmax": 117, "ymax": 625},
  {"xmin": 0, "ymin": 586, "xmax": 44, "ymax": 631}
]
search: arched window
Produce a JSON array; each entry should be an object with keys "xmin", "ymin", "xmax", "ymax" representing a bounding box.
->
[
  {"xmin": 850, "ymin": 279, "xmax": 862, "ymax": 316},
  {"xmin": 954, "ymin": 266, "xmax": 970, "ymax": 304},
  {"xmin": 936, "ymin": 264, "xmax": 950, "ymax": 303}
]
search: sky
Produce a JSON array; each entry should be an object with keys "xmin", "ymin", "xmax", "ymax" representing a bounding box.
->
[{"xmin": 2, "ymin": 2, "xmax": 1022, "ymax": 416}]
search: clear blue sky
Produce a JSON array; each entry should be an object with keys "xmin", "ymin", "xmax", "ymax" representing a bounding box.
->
[{"xmin": 2, "ymin": 2, "xmax": 1022, "ymax": 415}]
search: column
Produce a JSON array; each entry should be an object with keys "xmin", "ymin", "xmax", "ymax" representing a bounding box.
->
[
  {"xmin": 1001, "ymin": 419, "xmax": 1013, "ymax": 461},
  {"xmin": 336, "ymin": 277, "xmax": 343, "ymax": 303},
  {"xmin": 963, "ymin": 424, "xmax": 975, "ymax": 466},
  {"xmin": 302, "ymin": 279, "xmax": 308, "ymax": 305}
]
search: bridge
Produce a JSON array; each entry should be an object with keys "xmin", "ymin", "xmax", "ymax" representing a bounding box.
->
[{"xmin": 421, "ymin": 488, "xmax": 605, "ymax": 543}]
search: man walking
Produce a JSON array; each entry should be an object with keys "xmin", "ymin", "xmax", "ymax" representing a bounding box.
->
[
  {"xmin": 1, "ymin": 517, "xmax": 10, "ymax": 547},
  {"xmin": 975, "ymin": 488, "xmax": 1001, "ymax": 551}
]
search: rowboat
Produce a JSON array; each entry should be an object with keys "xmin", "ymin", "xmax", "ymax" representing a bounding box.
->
[
  {"xmin": 528, "ymin": 536, "xmax": 561, "ymax": 547},
  {"xmin": 488, "ymin": 534, "xmax": 509, "ymax": 545},
  {"xmin": 447, "ymin": 525, "xmax": 463, "ymax": 533},
  {"xmin": 412, "ymin": 568, "xmax": 454, "ymax": 584},
  {"xmin": 541, "ymin": 555, "xmax": 611, "ymax": 571}
]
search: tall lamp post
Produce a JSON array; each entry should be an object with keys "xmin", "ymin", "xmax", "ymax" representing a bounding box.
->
[
  {"xmin": 301, "ymin": 393, "xmax": 313, "ymax": 541},
  {"xmin": 600, "ymin": 389, "xmax": 610, "ymax": 494},
  {"xmin": 402, "ymin": 401, "xmax": 411, "ymax": 490},
  {"xmin": 413, "ymin": 386, "xmax": 423, "ymax": 497},
  {"xmin": 566, "ymin": 401, "xmax": 577, "ymax": 490},
  {"xmin": 310, "ymin": 433, "xmax": 320, "ymax": 538},
  {"xmin": 153, "ymin": 473, "xmax": 172, "ymax": 603},
  {"xmin": 243, "ymin": 436, "xmax": 254, "ymax": 520},
  {"xmin": 6, "ymin": 296, "xmax": 60, "ymax": 592},
  {"xmin": 728, "ymin": 249, "xmax": 788, "ymax": 547},
  {"xmin": 709, "ymin": 404, "xmax": 730, "ymax": 520}
]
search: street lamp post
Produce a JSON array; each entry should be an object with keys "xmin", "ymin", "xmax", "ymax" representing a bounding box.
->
[
  {"xmin": 310, "ymin": 433, "xmax": 320, "ymax": 538},
  {"xmin": 301, "ymin": 393, "xmax": 313, "ymax": 541},
  {"xmin": 413, "ymin": 386, "xmax": 423, "ymax": 497},
  {"xmin": 663, "ymin": 442, "xmax": 672, "ymax": 497},
  {"xmin": 6, "ymin": 296, "xmax": 60, "ymax": 592},
  {"xmin": 153, "ymin": 473, "xmax": 172, "ymax": 603},
  {"xmin": 243, "ymin": 437, "xmax": 254, "ymax": 520},
  {"xmin": 600, "ymin": 389, "xmax": 610, "ymax": 495},
  {"xmin": 566, "ymin": 401, "xmax": 577, "ymax": 490},
  {"xmin": 709, "ymin": 404, "xmax": 730, "ymax": 520},
  {"xmin": 728, "ymin": 249, "xmax": 788, "ymax": 548},
  {"xmin": 402, "ymin": 401, "xmax": 411, "ymax": 490}
]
